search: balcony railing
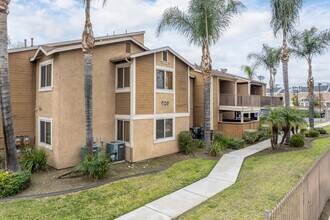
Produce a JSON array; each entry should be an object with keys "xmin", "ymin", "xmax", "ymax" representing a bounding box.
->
[{"xmin": 220, "ymin": 94, "xmax": 282, "ymax": 107}]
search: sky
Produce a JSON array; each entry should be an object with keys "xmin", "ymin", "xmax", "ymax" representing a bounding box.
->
[{"xmin": 8, "ymin": 0, "xmax": 330, "ymax": 87}]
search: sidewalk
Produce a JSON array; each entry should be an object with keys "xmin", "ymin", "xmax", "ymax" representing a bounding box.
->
[{"xmin": 117, "ymin": 122, "xmax": 330, "ymax": 220}]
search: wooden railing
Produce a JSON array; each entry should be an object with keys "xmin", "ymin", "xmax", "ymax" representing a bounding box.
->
[{"xmin": 220, "ymin": 94, "xmax": 282, "ymax": 107}]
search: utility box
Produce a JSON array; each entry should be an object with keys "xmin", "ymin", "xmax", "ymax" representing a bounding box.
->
[
  {"xmin": 106, "ymin": 141, "xmax": 125, "ymax": 162},
  {"xmin": 81, "ymin": 145, "xmax": 102, "ymax": 161}
]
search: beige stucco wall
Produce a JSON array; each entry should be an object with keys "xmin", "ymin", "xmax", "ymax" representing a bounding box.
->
[
  {"xmin": 156, "ymin": 93, "xmax": 174, "ymax": 114},
  {"xmin": 132, "ymin": 116, "xmax": 190, "ymax": 162},
  {"xmin": 237, "ymin": 83, "xmax": 249, "ymax": 95}
]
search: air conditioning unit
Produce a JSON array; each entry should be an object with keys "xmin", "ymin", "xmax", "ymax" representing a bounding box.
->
[
  {"xmin": 106, "ymin": 141, "xmax": 126, "ymax": 163},
  {"xmin": 81, "ymin": 144, "xmax": 102, "ymax": 161}
]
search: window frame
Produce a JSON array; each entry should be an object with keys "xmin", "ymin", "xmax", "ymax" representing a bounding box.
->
[
  {"xmin": 116, "ymin": 63, "xmax": 131, "ymax": 93},
  {"xmin": 38, "ymin": 117, "xmax": 52, "ymax": 149},
  {"xmin": 156, "ymin": 69, "xmax": 174, "ymax": 93},
  {"xmin": 116, "ymin": 119, "xmax": 130, "ymax": 144},
  {"xmin": 162, "ymin": 51, "xmax": 168, "ymax": 63},
  {"xmin": 154, "ymin": 118, "xmax": 175, "ymax": 143},
  {"xmin": 39, "ymin": 59, "xmax": 54, "ymax": 92}
]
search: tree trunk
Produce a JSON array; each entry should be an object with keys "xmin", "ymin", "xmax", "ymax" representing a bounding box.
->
[
  {"xmin": 0, "ymin": 1, "xmax": 20, "ymax": 172},
  {"xmin": 82, "ymin": 0, "xmax": 95, "ymax": 155},
  {"xmin": 282, "ymin": 31, "xmax": 290, "ymax": 108},
  {"xmin": 201, "ymin": 40, "xmax": 212, "ymax": 151},
  {"xmin": 269, "ymin": 71, "xmax": 274, "ymax": 106},
  {"xmin": 307, "ymin": 60, "xmax": 315, "ymax": 129}
]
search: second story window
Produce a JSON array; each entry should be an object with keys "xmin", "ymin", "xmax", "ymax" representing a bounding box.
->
[
  {"xmin": 117, "ymin": 65, "xmax": 130, "ymax": 90},
  {"xmin": 156, "ymin": 69, "xmax": 173, "ymax": 90},
  {"xmin": 39, "ymin": 60, "xmax": 53, "ymax": 91}
]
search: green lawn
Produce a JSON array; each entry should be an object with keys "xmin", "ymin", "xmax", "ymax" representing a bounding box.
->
[
  {"xmin": 179, "ymin": 136, "xmax": 330, "ymax": 220},
  {"xmin": 0, "ymin": 159, "xmax": 216, "ymax": 220},
  {"xmin": 325, "ymin": 125, "xmax": 330, "ymax": 133}
]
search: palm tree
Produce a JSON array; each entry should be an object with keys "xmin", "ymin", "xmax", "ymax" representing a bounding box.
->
[
  {"xmin": 279, "ymin": 108, "xmax": 306, "ymax": 145},
  {"xmin": 0, "ymin": 0, "xmax": 20, "ymax": 172},
  {"xmin": 247, "ymin": 44, "xmax": 281, "ymax": 104},
  {"xmin": 156, "ymin": 0, "xmax": 244, "ymax": 150},
  {"xmin": 82, "ymin": 0, "xmax": 106, "ymax": 155},
  {"xmin": 270, "ymin": 0, "xmax": 303, "ymax": 108},
  {"xmin": 241, "ymin": 65, "xmax": 256, "ymax": 80},
  {"xmin": 289, "ymin": 27, "xmax": 330, "ymax": 129},
  {"xmin": 260, "ymin": 107, "xmax": 285, "ymax": 149}
]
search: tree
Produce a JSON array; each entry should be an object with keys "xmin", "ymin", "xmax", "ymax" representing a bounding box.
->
[
  {"xmin": 247, "ymin": 44, "xmax": 281, "ymax": 104},
  {"xmin": 156, "ymin": 0, "xmax": 244, "ymax": 150},
  {"xmin": 82, "ymin": 0, "xmax": 106, "ymax": 154},
  {"xmin": 279, "ymin": 108, "xmax": 306, "ymax": 145},
  {"xmin": 291, "ymin": 94, "xmax": 299, "ymax": 107},
  {"xmin": 241, "ymin": 65, "xmax": 256, "ymax": 80},
  {"xmin": 0, "ymin": 0, "xmax": 20, "ymax": 172},
  {"xmin": 260, "ymin": 107, "xmax": 285, "ymax": 149},
  {"xmin": 270, "ymin": 0, "xmax": 303, "ymax": 108},
  {"xmin": 289, "ymin": 27, "xmax": 330, "ymax": 129}
]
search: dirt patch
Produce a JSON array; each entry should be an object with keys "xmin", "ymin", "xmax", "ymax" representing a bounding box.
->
[{"xmin": 15, "ymin": 147, "xmax": 220, "ymax": 197}]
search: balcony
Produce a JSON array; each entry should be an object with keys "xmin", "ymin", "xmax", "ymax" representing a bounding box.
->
[{"xmin": 220, "ymin": 94, "xmax": 282, "ymax": 108}]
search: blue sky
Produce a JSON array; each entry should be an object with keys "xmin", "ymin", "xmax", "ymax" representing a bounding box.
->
[{"xmin": 8, "ymin": 0, "xmax": 330, "ymax": 86}]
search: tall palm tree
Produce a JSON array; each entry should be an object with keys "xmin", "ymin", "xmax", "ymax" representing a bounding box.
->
[
  {"xmin": 241, "ymin": 65, "xmax": 256, "ymax": 80},
  {"xmin": 270, "ymin": 0, "xmax": 303, "ymax": 108},
  {"xmin": 247, "ymin": 44, "xmax": 281, "ymax": 103},
  {"xmin": 0, "ymin": 0, "xmax": 20, "ymax": 172},
  {"xmin": 289, "ymin": 27, "xmax": 330, "ymax": 129},
  {"xmin": 82, "ymin": 0, "xmax": 106, "ymax": 155},
  {"xmin": 156, "ymin": 0, "xmax": 244, "ymax": 150}
]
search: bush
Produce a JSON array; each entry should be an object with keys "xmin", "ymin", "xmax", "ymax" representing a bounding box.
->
[
  {"xmin": 178, "ymin": 131, "xmax": 193, "ymax": 154},
  {"xmin": 290, "ymin": 134, "xmax": 305, "ymax": 147},
  {"xmin": 258, "ymin": 124, "xmax": 272, "ymax": 140},
  {"xmin": 243, "ymin": 130, "xmax": 259, "ymax": 144},
  {"xmin": 75, "ymin": 154, "xmax": 109, "ymax": 180},
  {"xmin": 226, "ymin": 138, "xmax": 245, "ymax": 150},
  {"xmin": 20, "ymin": 147, "xmax": 48, "ymax": 173},
  {"xmin": 213, "ymin": 131, "xmax": 225, "ymax": 142},
  {"xmin": 0, "ymin": 170, "xmax": 31, "ymax": 198},
  {"xmin": 210, "ymin": 141, "xmax": 225, "ymax": 157},
  {"xmin": 299, "ymin": 128, "xmax": 308, "ymax": 136},
  {"xmin": 193, "ymin": 140, "xmax": 205, "ymax": 149},
  {"xmin": 315, "ymin": 127, "xmax": 327, "ymax": 135},
  {"xmin": 308, "ymin": 129, "xmax": 320, "ymax": 138}
]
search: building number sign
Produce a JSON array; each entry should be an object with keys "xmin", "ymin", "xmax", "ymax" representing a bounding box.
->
[{"xmin": 161, "ymin": 101, "xmax": 170, "ymax": 107}]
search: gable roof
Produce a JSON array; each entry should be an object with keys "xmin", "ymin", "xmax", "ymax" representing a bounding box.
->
[
  {"xmin": 30, "ymin": 35, "xmax": 148, "ymax": 61},
  {"xmin": 111, "ymin": 46, "xmax": 195, "ymax": 69}
]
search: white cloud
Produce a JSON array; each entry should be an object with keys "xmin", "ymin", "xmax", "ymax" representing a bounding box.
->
[{"xmin": 7, "ymin": 0, "xmax": 330, "ymax": 87}]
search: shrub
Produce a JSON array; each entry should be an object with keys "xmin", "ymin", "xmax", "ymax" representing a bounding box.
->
[
  {"xmin": 0, "ymin": 170, "xmax": 31, "ymax": 198},
  {"xmin": 299, "ymin": 128, "xmax": 308, "ymax": 136},
  {"xmin": 315, "ymin": 127, "xmax": 327, "ymax": 135},
  {"xmin": 20, "ymin": 147, "xmax": 48, "ymax": 173},
  {"xmin": 178, "ymin": 131, "xmax": 193, "ymax": 154},
  {"xmin": 308, "ymin": 129, "xmax": 320, "ymax": 138},
  {"xmin": 226, "ymin": 138, "xmax": 245, "ymax": 150},
  {"xmin": 258, "ymin": 124, "xmax": 272, "ymax": 140},
  {"xmin": 213, "ymin": 131, "xmax": 225, "ymax": 142},
  {"xmin": 195, "ymin": 140, "xmax": 205, "ymax": 149},
  {"xmin": 210, "ymin": 141, "xmax": 225, "ymax": 157},
  {"xmin": 75, "ymin": 154, "xmax": 109, "ymax": 180},
  {"xmin": 243, "ymin": 129, "xmax": 259, "ymax": 144},
  {"xmin": 290, "ymin": 134, "xmax": 305, "ymax": 147}
]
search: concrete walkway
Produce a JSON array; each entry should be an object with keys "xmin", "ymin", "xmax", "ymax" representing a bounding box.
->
[
  {"xmin": 117, "ymin": 122, "xmax": 330, "ymax": 220},
  {"xmin": 117, "ymin": 139, "xmax": 272, "ymax": 220}
]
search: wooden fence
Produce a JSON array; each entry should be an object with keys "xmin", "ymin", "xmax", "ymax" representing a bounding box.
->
[{"xmin": 266, "ymin": 147, "xmax": 330, "ymax": 220}]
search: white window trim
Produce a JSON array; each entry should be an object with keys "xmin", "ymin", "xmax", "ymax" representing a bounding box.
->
[
  {"xmin": 154, "ymin": 117, "xmax": 175, "ymax": 144},
  {"xmin": 162, "ymin": 51, "xmax": 169, "ymax": 63},
  {"xmin": 115, "ymin": 119, "xmax": 131, "ymax": 147},
  {"xmin": 155, "ymin": 68, "xmax": 174, "ymax": 93},
  {"xmin": 39, "ymin": 59, "xmax": 54, "ymax": 92},
  {"xmin": 38, "ymin": 117, "xmax": 52, "ymax": 150},
  {"xmin": 116, "ymin": 63, "xmax": 131, "ymax": 93}
]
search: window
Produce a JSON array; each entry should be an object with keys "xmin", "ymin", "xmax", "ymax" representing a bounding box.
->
[
  {"xmin": 156, "ymin": 119, "xmax": 173, "ymax": 140},
  {"xmin": 327, "ymin": 102, "xmax": 330, "ymax": 107},
  {"xmin": 156, "ymin": 69, "xmax": 173, "ymax": 90},
  {"xmin": 117, "ymin": 66, "xmax": 130, "ymax": 89},
  {"xmin": 126, "ymin": 42, "xmax": 131, "ymax": 53},
  {"xmin": 39, "ymin": 60, "xmax": 53, "ymax": 91},
  {"xmin": 117, "ymin": 120, "xmax": 130, "ymax": 142},
  {"xmin": 162, "ymin": 51, "xmax": 168, "ymax": 62},
  {"xmin": 39, "ymin": 118, "xmax": 52, "ymax": 147}
]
